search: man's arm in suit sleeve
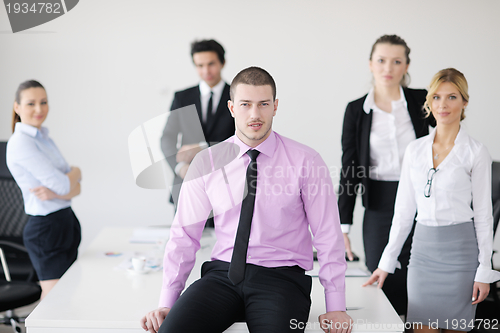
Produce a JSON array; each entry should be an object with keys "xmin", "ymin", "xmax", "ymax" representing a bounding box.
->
[
  {"xmin": 161, "ymin": 93, "xmax": 182, "ymax": 173},
  {"xmin": 338, "ymin": 102, "xmax": 362, "ymax": 232}
]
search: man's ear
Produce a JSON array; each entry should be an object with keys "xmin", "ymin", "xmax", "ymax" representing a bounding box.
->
[{"xmin": 227, "ymin": 100, "xmax": 235, "ymax": 118}]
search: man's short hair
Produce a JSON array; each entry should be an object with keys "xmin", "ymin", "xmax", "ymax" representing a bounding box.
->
[
  {"xmin": 190, "ymin": 39, "xmax": 225, "ymax": 65},
  {"xmin": 230, "ymin": 67, "xmax": 276, "ymax": 101}
]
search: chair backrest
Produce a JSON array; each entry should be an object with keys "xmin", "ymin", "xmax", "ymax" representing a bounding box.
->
[
  {"xmin": 0, "ymin": 142, "xmax": 29, "ymax": 238},
  {"xmin": 493, "ymin": 161, "xmax": 500, "ymax": 236},
  {"xmin": 493, "ymin": 162, "xmax": 500, "ymax": 204},
  {"xmin": 0, "ymin": 141, "xmax": 13, "ymax": 179}
]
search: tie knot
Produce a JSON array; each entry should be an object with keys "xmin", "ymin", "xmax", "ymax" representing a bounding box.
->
[{"xmin": 246, "ymin": 149, "xmax": 260, "ymax": 161}]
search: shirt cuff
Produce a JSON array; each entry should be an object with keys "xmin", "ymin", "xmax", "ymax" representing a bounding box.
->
[
  {"xmin": 325, "ymin": 290, "xmax": 346, "ymax": 312},
  {"xmin": 377, "ymin": 254, "xmax": 401, "ymax": 274},
  {"xmin": 158, "ymin": 289, "xmax": 182, "ymax": 309},
  {"xmin": 340, "ymin": 224, "xmax": 351, "ymax": 234},
  {"xmin": 474, "ymin": 264, "xmax": 500, "ymax": 283},
  {"xmin": 174, "ymin": 162, "xmax": 187, "ymax": 176}
]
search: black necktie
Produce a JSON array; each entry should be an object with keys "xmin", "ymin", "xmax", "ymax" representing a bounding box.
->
[
  {"xmin": 228, "ymin": 149, "xmax": 260, "ymax": 285},
  {"xmin": 205, "ymin": 91, "xmax": 214, "ymax": 129}
]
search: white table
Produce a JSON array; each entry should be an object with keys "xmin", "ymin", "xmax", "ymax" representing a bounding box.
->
[{"xmin": 26, "ymin": 227, "xmax": 403, "ymax": 333}]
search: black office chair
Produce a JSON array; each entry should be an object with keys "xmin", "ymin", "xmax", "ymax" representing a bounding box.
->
[
  {"xmin": 0, "ymin": 142, "xmax": 41, "ymax": 333},
  {"xmin": 0, "ymin": 243, "xmax": 41, "ymax": 333},
  {"xmin": 0, "ymin": 142, "xmax": 36, "ymax": 282},
  {"xmin": 489, "ymin": 161, "xmax": 500, "ymax": 304}
]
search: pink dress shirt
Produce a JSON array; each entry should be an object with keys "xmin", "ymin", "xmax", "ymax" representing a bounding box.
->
[{"xmin": 160, "ymin": 131, "xmax": 347, "ymax": 312}]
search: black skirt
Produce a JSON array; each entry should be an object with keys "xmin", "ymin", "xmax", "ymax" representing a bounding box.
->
[
  {"xmin": 23, "ymin": 207, "xmax": 81, "ymax": 280},
  {"xmin": 363, "ymin": 179, "xmax": 414, "ymax": 316}
]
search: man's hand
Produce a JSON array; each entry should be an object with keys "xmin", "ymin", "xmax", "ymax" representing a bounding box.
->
[
  {"xmin": 140, "ymin": 307, "xmax": 170, "ymax": 333},
  {"xmin": 343, "ymin": 233, "xmax": 354, "ymax": 261},
  {"xmin": 176, "ymin": 144, "xmax": 203, "ymax": 163},
  {"xmin": 319, "ymin": 311, "xmax": 353, "ymax": 333},
  {"xmin": 178, "ymin": 163, "xmax": 189, "ymax": 179},
  {"xmin": 362, "ymin": 268, "xmax": 389, "ymax": 288},
  {"xmin": 472, "ymin": 282, "xmax": 490, "ymax": 305},
  {"xmin": 30, "ymin": 186, "xmax": 57, "ymax": 201}
]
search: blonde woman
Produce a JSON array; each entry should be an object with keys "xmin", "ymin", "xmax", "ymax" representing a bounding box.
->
[{"xmin": 364, "ymin": 68, "xmax": 500, "ymax": 332}]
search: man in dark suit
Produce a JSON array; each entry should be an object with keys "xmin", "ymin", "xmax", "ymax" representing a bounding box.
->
[{"xmin": 161, "ymin": 39, "xmax": 234, "ymax": 220}]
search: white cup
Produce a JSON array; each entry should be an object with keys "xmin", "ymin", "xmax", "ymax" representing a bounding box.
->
[{"xmin": 131, "ymin": 256, "xmax": 147, "ymax": 271}]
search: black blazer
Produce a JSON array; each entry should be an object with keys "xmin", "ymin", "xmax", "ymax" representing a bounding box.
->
[
  {"xmin": 338, "ymin": 87, "xmax": 432, "ymax": 226},
  {"xmin": 161, "ymin": 83, "xmax": 235, "ymax": 206}
]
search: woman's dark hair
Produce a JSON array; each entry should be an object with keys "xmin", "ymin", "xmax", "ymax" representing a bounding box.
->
[
  {"xmin": 190, "ymin": 39, "xmax": 225, "ymax": 65},
  {"xmin": 12, "ymin": 80, "xmax": 45, "ymax": 133},
  {"xmin": 370, "ymin": 35, "xmax": 411, "ymax": 87}
]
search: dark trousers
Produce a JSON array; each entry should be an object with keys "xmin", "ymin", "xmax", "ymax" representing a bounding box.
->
[
  {"xmin": 364, "ymin": 179, "xmax": 414, "ymax": 316},
  {"xmin": 159, "ymin": 260, "xmax": 312, "ymax": 333}
]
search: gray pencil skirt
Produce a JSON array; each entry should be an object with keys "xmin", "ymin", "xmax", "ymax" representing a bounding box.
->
[{"xmin": 407, "ymin": 222, "xmax": 479, "ymax": 331}]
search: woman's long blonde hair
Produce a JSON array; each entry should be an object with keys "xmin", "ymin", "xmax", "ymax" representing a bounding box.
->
[{"xmin": 424, "ymin": 68, "xmax": 469, "ymax": 121}]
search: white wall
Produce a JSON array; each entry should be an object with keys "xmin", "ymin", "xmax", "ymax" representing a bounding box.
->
[{"xmin": 1, "ymin": 0, "xmax": 499, "ymax": 255}]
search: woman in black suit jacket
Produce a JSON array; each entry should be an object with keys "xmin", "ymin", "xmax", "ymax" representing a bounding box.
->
[{"xmin": 338, "ymin": 35, "xmax": 432, "ymax": 316}]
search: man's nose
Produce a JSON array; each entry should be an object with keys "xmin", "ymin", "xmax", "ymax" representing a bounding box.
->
[{"xmin": 249, "ymin": 105, "xmax": 260, "ymax": 118}]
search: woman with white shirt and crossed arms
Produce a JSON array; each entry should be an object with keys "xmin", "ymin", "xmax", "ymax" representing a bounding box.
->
[
  {"xmin": 7, "ymin": 80, "xmax": 82, "ymax": 299},
  {"xmin": 364, "ymin": 68, "xmax": 500, "ymax": 332}
]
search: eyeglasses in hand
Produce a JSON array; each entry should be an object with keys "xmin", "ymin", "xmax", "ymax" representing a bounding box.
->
[{"xmin": 424, "ymin": 168, "xmax": 438, "ymax": 198}]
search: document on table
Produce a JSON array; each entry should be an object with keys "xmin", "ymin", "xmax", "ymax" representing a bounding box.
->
[{"xmin": 129, "ymin": 227, "xmax": 170, "ymax": 243}]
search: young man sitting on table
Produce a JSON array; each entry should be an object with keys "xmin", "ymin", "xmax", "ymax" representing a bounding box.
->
[{"xmin": 141, "ymin": 66, "xmax": 352, "ymax": 333}]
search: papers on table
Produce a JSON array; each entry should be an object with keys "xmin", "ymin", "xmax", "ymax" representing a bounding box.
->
[{"xmin": 129, "ymin": 227, "xmax": 170, "ymax": 243}]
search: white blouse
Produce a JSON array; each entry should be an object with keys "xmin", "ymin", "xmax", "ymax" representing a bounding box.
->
[
  {"xmin": 6, "ymin": 123, "xmax": 71, "ymax": 216},
  {"xmin": 199, "ymin": 79, "xmax": 226, "ymax": 123},
  {"xmin": 363, "ymin": 86, "xmax": 416, "ymax": 181},
  {"xmin": 378, "ymin": 127, "xmax": 500, "ymax": 283}
]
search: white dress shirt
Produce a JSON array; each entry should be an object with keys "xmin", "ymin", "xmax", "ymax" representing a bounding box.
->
[
  {"xmin": 199, "ymin": 79, "xmax": 226, "ymax": 123},
  {"xmin": 6, "ymin": 123, "xmax": 71, "ymax": 216},
  {"xmin": 378, "ymin": 127, "xmax": 500, "ymax": 283},
  {"xmin": 341, "ymin": 87, "xmax": 416, "ymax": 233},
  {"xmin": 363, "ymin": 86, "xmax": 416, "ymax": 181}
]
